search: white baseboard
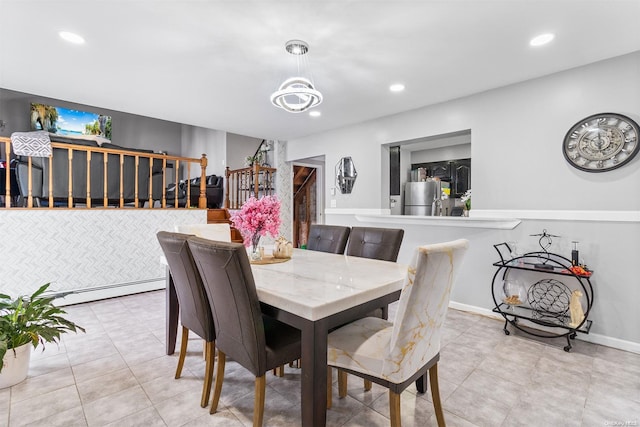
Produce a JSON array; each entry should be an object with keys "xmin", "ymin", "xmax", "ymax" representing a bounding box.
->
[{"xmin": 448, "ymin": 301, "xmax": 640, "ymax": 355}]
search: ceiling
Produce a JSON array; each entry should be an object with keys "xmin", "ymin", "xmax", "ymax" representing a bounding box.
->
[{"xmin": 1, "ymin": 1, "xmax": 639, "ymax": 141}]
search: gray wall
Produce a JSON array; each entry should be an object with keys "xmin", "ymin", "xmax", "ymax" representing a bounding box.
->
[
  {"xmin": 0, "ymin": 88, "xmax": 183, "ymax": 155},
  {"xmin": 226, "ymin": 133, "xmax": 264, "ymax": 170},
  {"xmin": 289, "ymin": 51, "xmax": 640, "ymax": 350}
]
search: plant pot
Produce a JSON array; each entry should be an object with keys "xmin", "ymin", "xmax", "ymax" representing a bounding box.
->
[{"xmin": 0, "ymin": 343, "xmax": 32, "ymax": 389}]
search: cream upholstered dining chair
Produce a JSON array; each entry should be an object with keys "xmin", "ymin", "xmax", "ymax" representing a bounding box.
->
[
  {"xmin": 327, "ymin": 239, "xmax": 469, "ymax": 427},
  {"xmin": 338, "ymin": 226, "xmax": 404, "ymax": 393},
  {"xmin": 187, "ymin": 237, "xmax": 301, "ymax": 427},
  {"xmin": 175, "ymin": 223, "xmax": 231, "ymax": 242},
  {"xmin": 157, "ymin": 231, "xmax": 216, "ymax": 408}
]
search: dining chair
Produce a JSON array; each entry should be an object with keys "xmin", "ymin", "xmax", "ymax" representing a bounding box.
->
[
  {"xmin": 187, "ymin": 237, "xmax": 301, "ymax": 426},
  {"xmin": 327, "ymin": 239, "xmax": 469, "ymax": 427},
  {"xmin": 156, "ymin": 231, "xmax": 216, "ymax": 408},
  {"xmin": 307, "ymin": 224, "xmax": 351, "ymax": 254},
  {"xmin": 345, "ymin": 226, "xmax": 404, "ymax": 262},
  {"xmin": 338, "ymin": 226, "xmax": 405, "ymax": 393}
]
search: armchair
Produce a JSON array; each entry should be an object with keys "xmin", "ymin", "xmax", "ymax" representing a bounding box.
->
[{"xmin": 166, "ymin": 174, "xmax": 224, "ymax": 208}]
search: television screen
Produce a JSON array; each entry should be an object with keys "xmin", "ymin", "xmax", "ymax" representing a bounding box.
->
[{"xmin": 30, "ymin": 103, "xmax": 112, "ymax": 142}]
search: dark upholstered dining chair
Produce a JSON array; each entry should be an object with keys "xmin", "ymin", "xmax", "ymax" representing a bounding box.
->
[
  {"xmin": 187, "ymin": 237, "xmax": 301, "ymax": 427},
  {"xmin": 327, "ymin": 239, "xmax": 469, "ymax": 427},
  {"xmin": 307, "ymin": 224, "xmax": 351, "ymax": 254},
  {"xmin": 345, "ymin": 226, "xmax": 404, "ymax": 262},
  {"xmin": 156, "ymin": 231, "xmax": 215, "ymax": 408}
]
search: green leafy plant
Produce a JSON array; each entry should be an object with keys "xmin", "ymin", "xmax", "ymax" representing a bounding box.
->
[{"xmin": 0, "ymin": 284, "xmax": 84, "ymax": 372}]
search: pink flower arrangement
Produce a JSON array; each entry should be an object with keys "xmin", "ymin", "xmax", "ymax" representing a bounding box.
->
[{"xmin": 231, "ymin": 195, "xmax": 282, "ymax": 247}]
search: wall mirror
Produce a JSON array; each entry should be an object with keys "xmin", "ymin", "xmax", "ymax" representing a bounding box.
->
[{"xmin": 336, "ymin": 156, "xmax": 357, "ymax": 194}]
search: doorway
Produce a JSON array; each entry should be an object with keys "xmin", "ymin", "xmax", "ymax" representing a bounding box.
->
[{"xmin": 292, "ymin": 164, "xmax": 321, "ymax": 247}]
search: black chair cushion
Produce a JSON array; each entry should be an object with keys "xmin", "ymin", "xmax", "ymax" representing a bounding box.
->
[
  {"xmin": 307, "ymin": 224, "xmax": 351, "ymax": 254},
  {"xmin": 346, "ymin": 227, "xmax": 404, "ymax": 262}
]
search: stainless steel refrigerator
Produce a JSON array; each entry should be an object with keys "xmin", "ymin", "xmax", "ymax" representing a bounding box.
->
[{"xmin": 403, "ymin": 181, "xmax": 441, "ymax": 215}]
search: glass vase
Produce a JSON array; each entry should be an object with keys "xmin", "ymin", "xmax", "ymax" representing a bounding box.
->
[{"xmin": 251, "ymin": 233, "xmax": 262, "ymax": 260}]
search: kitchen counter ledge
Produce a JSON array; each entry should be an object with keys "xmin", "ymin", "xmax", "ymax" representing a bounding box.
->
[{"xmin": 353, "ymin": 214, "xmax": 521, "ymax": 230}]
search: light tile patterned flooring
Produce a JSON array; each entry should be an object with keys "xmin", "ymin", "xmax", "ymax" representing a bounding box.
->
[{"xmin": 1, "ymin": 290, "xmax": 639, "ymax": 426}]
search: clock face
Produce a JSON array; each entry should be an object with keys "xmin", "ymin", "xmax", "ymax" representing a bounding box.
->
[{"xmin": 563, "ymin": 113, "xmax": 639, "ymax": 172}]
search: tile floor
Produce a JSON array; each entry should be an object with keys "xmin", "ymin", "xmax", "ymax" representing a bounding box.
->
[{"xmin": 0, "ymin": 290, "xmax": 639, "ymax": 426}]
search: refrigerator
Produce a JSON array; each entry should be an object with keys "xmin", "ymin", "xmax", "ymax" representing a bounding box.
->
[{"xmin": 403, "ymin": 181, "xmax": 441, "ymax": 215}]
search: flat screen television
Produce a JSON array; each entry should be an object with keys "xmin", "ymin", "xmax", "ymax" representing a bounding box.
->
[{"xmin": 30, "ymin": 103, "xmax": 112, "ymax": 142}]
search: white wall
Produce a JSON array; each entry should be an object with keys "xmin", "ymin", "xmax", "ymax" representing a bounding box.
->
[
  {"xmin": 288, "ymin": 52, "xmax": 640, "ymax": 211},
  {"xmin": 0, "ymin": 209, "xmax": 206, "ymax": 304},
  {"xmin": 288, "ymin": 51, "xmax": 640, "ymax": 351},
  {"xmin": 411, "ymin": 143, "xmax": 471, "ymax": 164}
]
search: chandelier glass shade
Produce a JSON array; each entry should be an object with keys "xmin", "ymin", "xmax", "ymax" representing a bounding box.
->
[{"xmin": 271, "ymin": 40, "xmax": 323, "ymax": 113}]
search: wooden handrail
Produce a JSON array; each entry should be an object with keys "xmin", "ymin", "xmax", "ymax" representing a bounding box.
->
[
  {"xmin": 0, "ymin": 136, "xmax": 208, "ymax": 209},
  {"xmin": 224, "ymin": 163, "xmax": 277, "ymax": 210}
]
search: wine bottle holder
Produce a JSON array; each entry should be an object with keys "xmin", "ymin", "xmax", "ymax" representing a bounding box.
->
[{"xmin": 527, "ymin": 278, "xmax": 571, "ymax": 319}]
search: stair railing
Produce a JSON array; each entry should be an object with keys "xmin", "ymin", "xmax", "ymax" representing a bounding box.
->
[{"xmin": 224, "ymin": 163, "xmax": 276, "ymax": 209}]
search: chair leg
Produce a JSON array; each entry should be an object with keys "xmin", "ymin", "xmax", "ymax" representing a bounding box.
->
[
  {"xmin": 338, "ymin": 369, "xmax": 348, "ymax": 398},
  {"xmin": 327, "ymin": 368, "xmax": 332, "ymax": 409},
  {"xmin": 389, "ymin": 390, "xmax": 402, "ymax": 427},
  {"xmin": 200, "ymin": 341, "xmax": 215, "ymax": 408},
  {"xmin": 210, "ymin": 350, "xmax": 226, "ymax": 414},
  {"xmin": 254, "ymin": 375, "xmax": 266, "ymax": 427},
  {"xmin": 175, "ymin": 326, "xmax": 189, "ymax": 379},
  {"xmin": 429, "ymin": 364, "xmax": 446, "ymax": 427},
  {"xmin": 364, "ymin": 379, "xmax": 372, "ymax": 391}
]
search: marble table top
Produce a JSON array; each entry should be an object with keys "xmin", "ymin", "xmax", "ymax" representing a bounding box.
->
[{"xmin": 251, "ymin": 249, "xmax": 407, "ymax": 321}]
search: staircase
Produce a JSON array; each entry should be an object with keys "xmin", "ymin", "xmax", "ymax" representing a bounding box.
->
[{"xmin": 207, "ymin": 208, "xmax": 243, "ymax": 243}]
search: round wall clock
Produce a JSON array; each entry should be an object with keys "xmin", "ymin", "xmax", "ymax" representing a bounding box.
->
[{"xmin": 563, "ymin": 113, "xmax": 639, "ymax": 172}]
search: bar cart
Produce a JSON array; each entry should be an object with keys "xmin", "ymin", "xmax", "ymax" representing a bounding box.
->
[{"xmin": 491, "ymin": 242, "xmax": 593, "ymax": 352}]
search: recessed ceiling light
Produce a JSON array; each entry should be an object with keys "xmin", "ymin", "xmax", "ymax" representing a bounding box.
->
[
  {"xmin": 59, "ymin": 31, "xmax": 85, "ymax": 45},
  {"xmin": 530, "ymin": 33, "xmax": 555, "ymax": 47},
  {"xmin": 389, "ymin": 83, "xmax": 405, "ymax": 92},
  {"xmin": 309, "ymin": 111, "xmax": 321, "ymax": 117}
]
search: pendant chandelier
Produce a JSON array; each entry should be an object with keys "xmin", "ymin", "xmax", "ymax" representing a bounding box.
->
[{"xmin": 270, "ymin": 40, "xmax": 323, "ymax": 113}]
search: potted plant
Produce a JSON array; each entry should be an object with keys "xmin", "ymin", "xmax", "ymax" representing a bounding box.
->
[{"xmin": 0, "ymin": 283, "xmax": 84, "ymax": 388}]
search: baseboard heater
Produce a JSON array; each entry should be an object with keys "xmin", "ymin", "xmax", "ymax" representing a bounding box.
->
[{"xmin": 49, "ymin": 277, "xmax": 166, "ymax": 306}]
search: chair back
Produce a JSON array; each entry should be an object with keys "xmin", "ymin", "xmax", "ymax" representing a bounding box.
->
[
  {"xmin": 307, "ymin": 224, "xmax": 350, "ymax": 254},
  {"xmin": 384, "ymin": 239, "xmax": 469, "ymax": 383},
  {"xmin": 157, "ymin": 231, "xmax": 215, "ymax": 341},
  {"xmin": 175, "ymin": 223, "xmax": 231, "ymax": 242},
  {"xmin": 187, "ymin": 237, "xmax": 267, "ymax": 377},
  {"xmin": 346, "ymin": 227, "xmax": 404, "ymax": 262}
]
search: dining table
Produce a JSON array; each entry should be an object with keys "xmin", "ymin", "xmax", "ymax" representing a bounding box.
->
[{"xmin": 165, "ymin": 248, "xmax": 407, "ymax": 427}]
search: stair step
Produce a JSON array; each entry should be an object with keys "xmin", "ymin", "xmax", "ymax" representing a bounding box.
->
[{"xmin": 207, "ymin": 208, "xmax": 230, "ymax": 222}]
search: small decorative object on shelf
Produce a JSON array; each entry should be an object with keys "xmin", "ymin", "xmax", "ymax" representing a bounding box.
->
[
  {"xmin": 529, "ymin": 229, "xmax": 559, "ymax": 269},
  {"xmin": 569, "ymin": 290, "xmax": 585, "ymax": 328},
  {"xmin": 503, "ymin": 279, "xmax": 525, "ymax": 306},
  {"xmin": 571, "ymin": 241, "xmax": 579, "ymax": 266},
  {"xmin": 461, "ymin": 189, "xmax": 471, "ymax": 216}
]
